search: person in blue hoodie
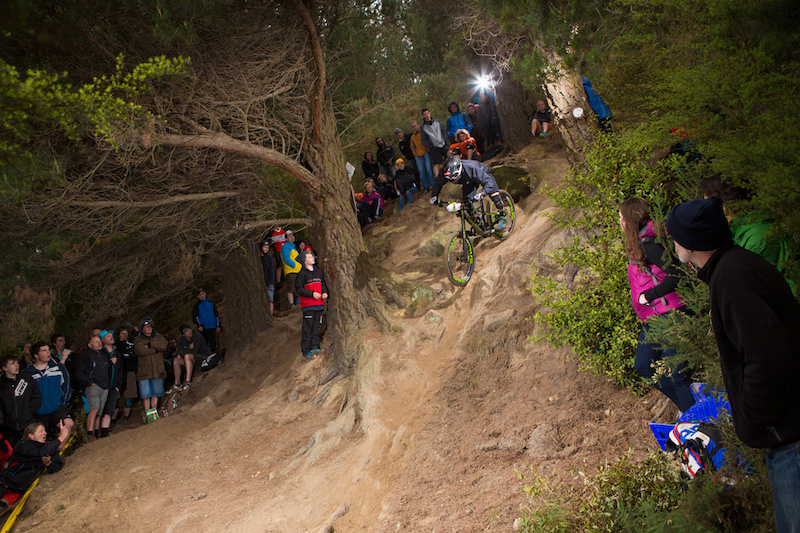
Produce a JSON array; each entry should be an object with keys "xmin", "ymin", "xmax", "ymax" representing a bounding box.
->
[
  {"xmin": 193, "ymin": 290, "xmax": 221, "ymax": 351},
  {"xmin": 446, "ymin": 102, "xmax": 471, "ymax": 144},
  {"xmin": 23, "ymin": 342, "xmax": 73, "ymax": 449}
]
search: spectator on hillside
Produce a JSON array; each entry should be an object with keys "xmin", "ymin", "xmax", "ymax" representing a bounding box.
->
[
  {"xmin": 23, "ymin": 342, "xmax": 73, "ymax": 449},
  {"xmin": 582, "ymin": 76, "xmax": 612, "ymax": 133},
  {"xmin": 74, "ymin": 334, "xmax": 109, "ymax": 442},
  {"xmin": 375, "ymin": 173, "xmax": 397, "ymax": 202},
  {"xmin": 421, "ymin": 108, "xmax": 448, "ymax": 179},
  {"xmin": 133, "ymin": 318, "xmax": 168, "ymax": 422},
  {"xmin": 51, "ymin": 333, "xmax": 72, "ymax": 370},
  {"xmin": 98, "ymin": 330, "xmax": 122, "ymax": 437},
  {"xmin": 168, "ymin": 325, "xmax": 212, "ymax": 394},
  {"xmin": 619, "ymin": 198, "xmax": 695, "ymax": 413},
  {"xmin": 357, "ymin": 181, "xmax": 385, "ymax": 228},
  {"xmin": 394, "ymin": 128, "xmax": 415, "ymax": 164},
  {"xmin": 476, "ymin": 91, "xmax": 502, "ymax": 149},
  {"xmin": 699, "ymin": 177, "xmax": 791, "ymax": 276},
  {"xmin": 466, "ymin": 103, "xmax": 485, "ymax": 155},
  {"xmin": 0, "ymin": 355, "xmax": 41, "ymax": 446},
  {"xmin": 531, "ymin": 100, "xmax": 552, "ymax": 138},
  {"xmin": 446, "ymin": 102, "xmax": 471, "ymax": 144},
  {"xmin": 193, "ymin": 290, "xmax": 221, "ymax": 352},
  {"xmin": 260, "ymin": 241, "xmax": 276, "ymax": 316},
  {"xmin": 295, "ymin": 249, "xmax": 328, "ymax": 360},
  {"xmin": 394, "ymin": 158, "xmax": 420, "ymax": 212},
  {"xmin": 361, "ymin": 150, "xmax": 380, "ymax": 181},
  {"xmin": 410, "ymin": 120, "xmax": 434, "ymax": 192},
  {"xmin": 0, "ymin": 420, "xmax": 69, "ymax": 515},
  {"xmin": 281, "ymin": 230, "xmax": 303, "ymax": 309},
  {"xmin": 449, "ymin": 129, "xmax": 481, "ymax": 161},
  {"xmin": 18, "ymin": 343, "xmax": 32, "ymax": 367},
  {"xmin": 117, "ymin": 327, "xmax": 138, "ymax": 424},
  {"xmin": 667, "ymin": 197, "xmax": 800, "ymax": 533},
  {"xmin": 375, "ymin": 137, "xmax": 396, "ymax": 178}
]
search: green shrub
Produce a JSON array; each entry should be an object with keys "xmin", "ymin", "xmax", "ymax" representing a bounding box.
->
[{"xmin": 530, "ymin": 133, "xmax": 680, "ymax": 391}]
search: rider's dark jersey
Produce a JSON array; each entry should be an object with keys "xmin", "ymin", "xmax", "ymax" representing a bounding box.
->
[{"xmin": 432, "ymin": 159, "xmax": 499, "ymax": 202}]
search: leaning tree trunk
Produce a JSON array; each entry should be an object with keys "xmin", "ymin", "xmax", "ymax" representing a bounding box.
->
[
  {"xmin": 540, "ymin": 51, "xmax": 594, "ymax": 164},
  {"xmin": 495, "ymin": 75, "xmax": 534, "ymax": 152},
  {"xmin": 214, "ymin": 240, "xmax": 272, "ymax": 353}
]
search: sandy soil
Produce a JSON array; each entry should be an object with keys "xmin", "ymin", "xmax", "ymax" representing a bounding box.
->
[{"xmin": 12, "ymin": 141, "xmax": 669, "ymax": 532}]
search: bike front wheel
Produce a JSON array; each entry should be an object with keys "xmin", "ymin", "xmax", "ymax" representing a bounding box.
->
[
  {"xmin": 445, "ymin": 233, "xmax": 475, "ymax": 286},
  {"xmin": 490, "ymin": 190, "xmax": 516, "ymax": 239}
]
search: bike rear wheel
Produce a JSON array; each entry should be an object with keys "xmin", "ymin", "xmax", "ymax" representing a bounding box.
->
[
  {"xmin": 488, "ymin": 190, "xmax": 516, "ymax": 239},
  {"xmin": 445, "ymin": 233, "xmax": 475, "ymax": 286}
]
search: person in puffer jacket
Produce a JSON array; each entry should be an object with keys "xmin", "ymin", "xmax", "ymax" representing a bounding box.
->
[
  {"xmin": 295, "ymin": 249, "xmax": 328, "ymax": 360},
  {"xmin": 620, "ymin": 198, "xmax": 695, "ymax": 413}
]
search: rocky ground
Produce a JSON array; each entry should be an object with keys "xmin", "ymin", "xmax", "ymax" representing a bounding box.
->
[{"xmin": 12, "ymin": 137, "xmax": 672, "ymax": 532}]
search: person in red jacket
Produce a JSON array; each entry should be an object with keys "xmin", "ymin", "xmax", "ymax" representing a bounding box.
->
[{"xmin": 295, "ymin": 249, "xmax": 328, "ymax": 360}]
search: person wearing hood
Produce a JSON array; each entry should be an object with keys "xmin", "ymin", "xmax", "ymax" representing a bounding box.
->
[
  {"xmin": 133, "ymin": 317, "xmax": 168, "ymax": 420},
  {"xmin": 375, "ymin": 137, "xmax": 396, "ymax": 178},
  {"xmin": 446, "ymin": 102, "xmax": 471, "ymax": 144}
]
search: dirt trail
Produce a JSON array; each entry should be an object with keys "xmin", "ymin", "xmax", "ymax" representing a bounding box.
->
[{"xmin": 15, "ymin": 142, "xmax": 666, "ymax": 532}]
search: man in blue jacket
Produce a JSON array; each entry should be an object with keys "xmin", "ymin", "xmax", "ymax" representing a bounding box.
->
[
  {"xmin": 193, "ymin": 290, "xmax": 221, "ymax": 352},
  {"xmin": 446, "ymin": 102, "xmax": 471, "ymax": 144},
  {"xmin": 24, "ymin": 342, "xmax": 74, "ymax": 449}
]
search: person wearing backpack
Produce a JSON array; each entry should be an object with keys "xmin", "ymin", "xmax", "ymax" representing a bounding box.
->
[{"xmin": 620, "ymin": 198, "xmax": 695, "ymax": 413}]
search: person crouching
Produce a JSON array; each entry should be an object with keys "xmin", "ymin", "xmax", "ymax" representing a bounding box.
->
[
  {"xmin": 0, "ymin": 420, "xmax": 69, "ymax": 515},
  {"xmin": 295, "ymin": 249, "xmax": 328, "ymax": 360}
]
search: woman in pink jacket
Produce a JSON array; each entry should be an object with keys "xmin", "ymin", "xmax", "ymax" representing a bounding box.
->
[{"xmin": 620, "ymin": 198, "xmax": 695, "ymax": 413}]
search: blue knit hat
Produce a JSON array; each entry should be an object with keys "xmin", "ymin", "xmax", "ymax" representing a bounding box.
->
[{"xmin": 667, "ymin": 197, "xmax": 731, "ymax": 251}]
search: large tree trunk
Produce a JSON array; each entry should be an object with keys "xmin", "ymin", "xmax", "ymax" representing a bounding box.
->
[
  {"xmin": 215, "ymin": 241, "xmax": 271, "ymax": 353},
  {"xmin": 540, "ymin": 53, "xmax": 593, "ymax": 164},
  {"xmin": 300, "ymin": 98, "xmax": 401, "ymax": 366},
  {"xmin": 495, "ymin": 75, "xmax": 534, "ymax": 152}
]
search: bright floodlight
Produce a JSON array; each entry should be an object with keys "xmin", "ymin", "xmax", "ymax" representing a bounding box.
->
[{"xmin": 474, "ymin": 74, "xmax": 493, "ymax": 92}]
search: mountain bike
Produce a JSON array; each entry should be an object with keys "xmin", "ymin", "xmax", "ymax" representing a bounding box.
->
[{"xmin": 443, "ymin": 189, "xmax": 515, "ymax": 286}]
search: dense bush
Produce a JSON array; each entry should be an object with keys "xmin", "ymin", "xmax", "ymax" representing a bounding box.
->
[
  {"xmin": 519, "ymin": 451, "xmax": 774, "ymax": 533},
  {"xmin": 529, "ymin": 133, "xmax": 683, "ymax": 391}
]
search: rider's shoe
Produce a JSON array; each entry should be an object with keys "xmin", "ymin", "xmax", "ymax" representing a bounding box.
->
[{"xmin": 496, "ymin": 215, "xmax": 507, "ymax": 231}]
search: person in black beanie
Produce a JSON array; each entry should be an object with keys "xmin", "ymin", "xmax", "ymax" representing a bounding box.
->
[{"xmin": 667, "ymin": 197, "xmax": 800, "ymax": 533}]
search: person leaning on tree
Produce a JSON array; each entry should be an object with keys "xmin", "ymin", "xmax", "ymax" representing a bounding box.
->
[
  {"xmin": 295, "ymin": 248, "xmax": 328, "ymax": 360},
  {"xmin": 667, "ymin": 197, "xmax": 800, "ymax": 533}
]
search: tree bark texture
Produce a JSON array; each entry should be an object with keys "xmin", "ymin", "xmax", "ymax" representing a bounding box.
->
[
  {"xmin": 215, "ymin": 240, "xmax": 271, "ymax": 353},
  {"xmin": 540, "ymin": 53, "xmax": 593, "ymax": 164},
  {"xmin": 495, "ymin": 76, "xmax": 534, "ymax": 152}
]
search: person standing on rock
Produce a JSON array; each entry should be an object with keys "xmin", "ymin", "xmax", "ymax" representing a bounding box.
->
[
  {"xmin": 667, "ymin": 197, "xmax": 800, "ymax": 533},
  {"xmin": 295, "ymin": 249, "xmax": 328, "ymax": 360}
]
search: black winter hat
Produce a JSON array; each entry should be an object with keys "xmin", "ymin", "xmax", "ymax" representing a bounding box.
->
[{"xmin": 666, "ymin": 197, "xmax": 732, "ymax": 251}]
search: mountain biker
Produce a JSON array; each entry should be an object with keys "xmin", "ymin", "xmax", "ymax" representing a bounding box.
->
[{"xmin": 430, "ymin": 156, "xmax": 507, "ymax": 230}]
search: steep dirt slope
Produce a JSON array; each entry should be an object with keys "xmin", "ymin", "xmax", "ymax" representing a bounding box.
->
[{"xmin": 14, "ymin": 141, "xmax": 668, "ymax": 532}]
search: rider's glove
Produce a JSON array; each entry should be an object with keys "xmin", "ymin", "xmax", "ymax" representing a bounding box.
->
[{"xmin": 429, "ymin": 196, "xmax": 438, "ymax": 205}]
